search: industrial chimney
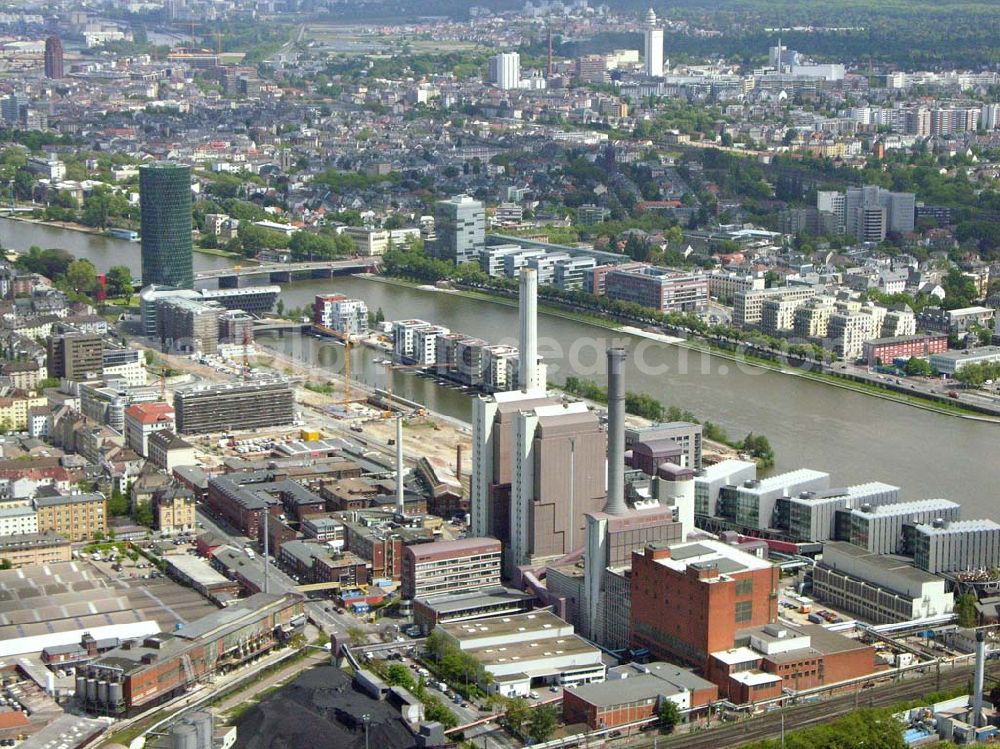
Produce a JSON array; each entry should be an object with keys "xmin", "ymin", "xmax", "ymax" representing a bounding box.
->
[
  {"xmin": 974, "ymin": 629, "xmax": 986, "ymax": 727},
  {"xmin": 518, "ymin": 268, "xmax": 541, "ymax": 393},
  {"xmin": 395, "ymin": 416, "xmax": 405, "ymax": 516},
  {"xmin": 604, "ymin": 347, "xmax": 627, "ymax": 516}
]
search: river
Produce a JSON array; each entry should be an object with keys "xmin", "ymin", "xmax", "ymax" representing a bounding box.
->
[{"xmin": 1, "ymin": 218, "xmax": 995, "ymax": 517}]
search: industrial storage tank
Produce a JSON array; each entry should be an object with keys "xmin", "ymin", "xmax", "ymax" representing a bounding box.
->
[
  {"xmin": 109, "ymin": 682, "xmax": 123, "ymax": 707},
  {"xmin": 190, "ymin": 711, "xmax": 213, "ymax": 749},
  {"xmin": 86, "ymin": 678, "xmax": 97, "ymax": 702},
  {"xmin": 170, "ymin": 722, "xmax": 198, "ymax": 749},
  {"xmin": 97, "ymin": 680, "xmax": 109, "ymax": 705},
  {"xmin": 75, "ymin": 675, "xmax": 86, "ymax": 697}
]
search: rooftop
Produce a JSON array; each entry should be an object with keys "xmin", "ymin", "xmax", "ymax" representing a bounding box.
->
[
  {"xmin": 125, "ymin": 401, "xmax": 175, "ymax": 425},
  {"xmin": 655, "ymin": 539, "xmax": 773, "ymax": 577},
  {"xmin": 439, "ymin": 609, "xmax": 571, "ymax": 641},
  {"xmin": 914, "ymin": 519, "xmax": 1000, "ymax": 535},
  {"xmin": 851, "ymin": 498, "xmax": 960, "ymax": 517}
]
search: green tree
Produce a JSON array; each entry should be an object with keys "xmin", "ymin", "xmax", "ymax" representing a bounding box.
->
[
  {"xmin": 134, "ymin": 502, "xmax": 154, "ymax": 527},
  {"xmin": 504, "ymin": 697, "xmax": 531, "ymax": 735},
  {"xmin": 659, "ymin": 699, "xmax": 681, "ymax": 732},
  {"xmin": 384, "ymin": 663, "xmax": 416, "ymax": 691},
  {"xmin": 527, "ymin": 704, "xmax": 559, "ymax": 743},
  {"xmin": 61, "ymin": 259, "xmax": 99, "ymax": 296},
  {"xmin": 903, "ymin": 357, "xmax": 933, "ymax": 377},
  {"xmin": 956, "ymin": 592, "xmax": 978, "ymax": 628},
  {"xmin": 16, "ymin": 246, "xmax": 74, "ymax": 279},
  {"xmin": 105, "ymin": 265, "xmax": 134, "ymax": 299}
]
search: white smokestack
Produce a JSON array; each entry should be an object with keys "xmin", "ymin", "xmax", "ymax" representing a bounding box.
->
[
  {"xmin": 519, "ymin": 268, "xmax": 541, "ymax": 393},
  {"xmin": 396, "ymin": 416, "xmax": 405, "ymax": 515},
  {"xmin": 974, "ymin": 630, "xmax": 986, "ymax": 727},
  {"xmin": 604, "ymin": 347, "xmax": 627, "ymax": 516}
]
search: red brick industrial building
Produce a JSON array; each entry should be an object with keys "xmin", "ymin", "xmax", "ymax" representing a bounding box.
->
[{"xmin": 631, "ymin": 541, "xmax": 779, "ymax": 668}]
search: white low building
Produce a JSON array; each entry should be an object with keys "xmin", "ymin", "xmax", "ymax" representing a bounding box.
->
[{"xmin": 435, "ymin": 610, "xmax": 606, "ymax": 697}]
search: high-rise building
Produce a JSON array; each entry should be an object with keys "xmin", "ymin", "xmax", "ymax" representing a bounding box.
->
[
  {"xmin": 140, "ymin": 162, "xmax": 194, "ymax": 289},
  {"xmin": 489, "ymin": 52, "xmax": 520, "ymax": 90},
  {"xmin": 44, "ymin": 36, "xmax": 64, "ymax": 79},
  {"xmin": 432, "ymin": 195, "xmax": 485, "ymax": 265},
  {"xmin": 46, "ymin": 331, "xmax": 103, "ymax": 380},
  {"xmin": 643, "ymin": 9, "xmax": 664, "ymax": 78},
  {"xmin": 174, "ymin": 380, "xmax": 294, "ymax": 434}
]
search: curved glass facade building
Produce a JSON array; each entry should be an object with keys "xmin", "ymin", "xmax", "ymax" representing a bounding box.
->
[{"xmin": 140, "ymin": 162, "xmax": 194, "ymax": 289}]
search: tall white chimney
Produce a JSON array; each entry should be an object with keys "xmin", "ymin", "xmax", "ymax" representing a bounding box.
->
[
  {"xmin": 974, "ymin": 629, "xmax": 986, "ymax": 727},
  {"xmin": 604, "ymin": 347, "xmax": 627, "ymax": 516},
  {"xmin": 395, "ymin": 416, "xmax": 405, "ymax": 515},
  {"xmin": 518, "ymin": 268, "xmax": 541, "ymax": 393}
]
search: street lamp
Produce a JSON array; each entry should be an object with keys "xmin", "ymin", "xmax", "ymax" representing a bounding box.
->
[{"xmin": 362, "ymin": 713, "xmax": 371, "ymax": 749}]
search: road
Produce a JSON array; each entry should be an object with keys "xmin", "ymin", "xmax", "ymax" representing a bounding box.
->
[{"xmin": 194, "ymin": 507, "xmax": 371, "ymax": 638}]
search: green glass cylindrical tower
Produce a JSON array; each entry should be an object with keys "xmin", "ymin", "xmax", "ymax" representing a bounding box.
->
[{"xmin": 140, "ymin": 162, "xmax": 194, "ymax": 289}]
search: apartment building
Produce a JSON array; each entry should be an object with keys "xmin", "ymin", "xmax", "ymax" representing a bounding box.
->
[{"xmin": 34, "ymin": 491, "xmax": 107, "ymax": 542}]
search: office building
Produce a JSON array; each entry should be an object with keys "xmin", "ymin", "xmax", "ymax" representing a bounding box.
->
[
  {"xmin": 864, "ymin": 334, "xmax": 948, "ymax": 367},
  {"xmin": 489, "ymin": 52, "xmax": 520, "ymax": 90},
  {"xmin": 103, "ymin": 347, "xmax": 147, "ymax": 386},
  {"xmin": 156, "ymin": 297, "xmax": 222, "ymax": 354},
  {"xmin": 78, "ymin": 593, "xmax": 304, "ymax": 715},
  {"xmin": 553, "ymin": 256, "xmax": 598, "ymax": 291},
  {"xmin": 604, "ymin": 266, "xmax": 708, "ymax": 314},
  {"xmin": 787, "ymin": 482, "xmax": 900, "ymax": 543},
  {"xmin": 313, "ymin": 294, "xmax": 368, "ymax": 336},
  {"xmin": 911, "ymin": 519, "xmax": 1000, "ymax": 574},
  {"xmin": 813, "ymin": 541, "xmax": 954, "ymax": 624},
  {"xmin": 44, "ymin": 36, "xmax": 64, "ymax": 79},
  {"xmin": 432, "ymin": 195, "xmax": 485, "ymax": 265},
  {"xmin": 47, "ymin": 331, "xmax": 103, "ymax": 380},
  {"xmin": 846, "ymin": 499, "xmax": 961, "ymax": 555},
  {"xmin": 694, "ymin": 460, "xmax": 758, "ymax": 518},
  {"xmin": 199, "ymin": 286, "xmax": 279, "ymax": 317},
  {"xmin": 35, "ymin": 491, "xmax": 107, "ymax": 542},
  {"xmin": 341, "ymin": 226, "xmax": 389, "ymax": 256},
  {"xmin": 576, "ymin": 55, "xmax": 608, "ymax": 83},
  {"xmin": 435, "ymin": 610, "xmax": 605, "ymax": 696},
  {"xmin": 930, "ymin": 346, "xmax": 1000, "ymax": 376},
  {"xmin": 715, "ymin": 469, "xmax": 830, "ymax": 531},
  {"xmin": 148, "ymin": 430, "xmax": 197, "ymax": 473},
  {"xmin": 124, "ymin": 402, "xmax": 176, "ymax": 457},
  {"xmin": 174, "ymin": 380, "xmax": 294, "ymax": 434},
  {"xmin": 626, "ymin": 422, "xmax": 703, "ymax": 471},
  {"xmin": 631, "ymin": 540, "xmax": 779, "ymax": 667},
  {"xmin": 643, "ymin": 9, "xmax": 664, "ymax": 77},
  {"xmin": 401, "ymin": 537, "xmax": 502, "ymax": 599},
  {"xmin": 140, "ymin": 162, "xmax": 194, "ymax": 289}
]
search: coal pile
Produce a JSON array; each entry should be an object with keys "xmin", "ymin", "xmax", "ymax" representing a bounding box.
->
[{"xmin": 234, "ymin": 666, "xmax": 419, "ymax": 749}]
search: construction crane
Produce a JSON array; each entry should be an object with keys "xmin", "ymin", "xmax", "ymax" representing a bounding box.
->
[
  {"xmin": 312, "ymin": 324, "xmax": 362, "ymax": 404},
  {"xmin": 242, "ymin": 327, "xmax": 252, "ymax": 380}
]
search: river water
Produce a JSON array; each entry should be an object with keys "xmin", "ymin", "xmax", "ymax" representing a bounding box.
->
[{"xmin": 2, "ymin": 218, "xmax": 995, "ymax": 516}]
